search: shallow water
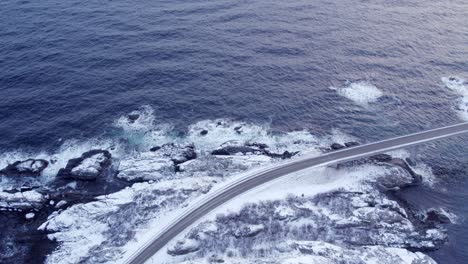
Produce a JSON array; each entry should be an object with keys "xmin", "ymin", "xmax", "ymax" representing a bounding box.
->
[{"xmin": 1, "ymin": 0, "xmax": 468, "ymax": 262}]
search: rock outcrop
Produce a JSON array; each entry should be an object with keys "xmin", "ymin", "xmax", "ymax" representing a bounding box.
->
[
  {"xmin": 0, "ymin": 159, "xmax": 48, "ymax": 177},
  {"xmin": 57, "ymin": 150, "xmax": 112, "ymax": 181}
]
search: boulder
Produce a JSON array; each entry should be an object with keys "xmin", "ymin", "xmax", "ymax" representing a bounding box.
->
[
  {"xmin": 423, "ymin": 209, "xmax": 452, "ymax": 224},
  {"xmin": 0, "ymin": 159, "xmax": 48, "ymax": 177},
  {"xmin": 127, "ymin": 113, "xmax": 140, "ymax": 123},
  {"xmin": 200, "ymin": 130, "xmax": 208, "ymax": 136},
  {"xmin": 57, "ymin": 150, "xmax": 112, "ymax": 181},
  {"xmin": 167, "ymin": 239, "xmax": 200, "ymax": 256},
  {"xmin": 330, "ymin": 143, "xmax": 345, "ymax": 150}
]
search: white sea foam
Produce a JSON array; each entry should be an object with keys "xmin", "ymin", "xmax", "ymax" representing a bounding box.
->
[
  {"xmin": 441, "ymin": 76, "xmax": 468, "ymax": 121},
  {"xmin": 330, "ymin": 81, "xmax": 383, "ymax": 107}
]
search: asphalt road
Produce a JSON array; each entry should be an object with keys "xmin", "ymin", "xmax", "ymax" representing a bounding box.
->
[{"xmin": 124, "ymin": 122, "xmax": 468, "ymax": 264}]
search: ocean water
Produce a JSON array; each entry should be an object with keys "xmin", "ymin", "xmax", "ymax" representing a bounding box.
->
[{"xmin": 0, "ymin": 0, "xmax": 467, "ymax": 262}]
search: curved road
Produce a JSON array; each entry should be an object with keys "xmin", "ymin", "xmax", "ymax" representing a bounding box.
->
[{"xmin": 124, "ymin": 122, "xmax": 468, "ymax": 264}]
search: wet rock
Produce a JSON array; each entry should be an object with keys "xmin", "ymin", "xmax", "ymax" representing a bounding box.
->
[
  {"xmin": 330, "ymin": 143, "xmax": 345, "ymax": 150},
  {"xmin": 149, "ymin": 146, "xmax": 161, "ymax": 152},
  {"xmin": 0, "ymin": 159, "xmax": 48, "ymax": 177},
  {"xmin": 127, "ymin": 113, "xmax": 140, "ymax": 123},
  {"xmin": 424, "ymin": 209, "xmax": 452, "ymax": 224},
  {"xmin": 57, "ymin": 150, "xmax": 112, "ymax": 181},
  {"xmin": 200, "ymin": 130, "xmax": 208, "ymax": 136}
]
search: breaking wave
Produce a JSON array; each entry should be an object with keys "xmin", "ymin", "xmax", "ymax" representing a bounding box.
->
[
  {"xmin": 441, "ymin": 76, "xmax": 468, "ymax": 121},
  {"xmin": 330, "ymin": 81, "xmax": 383, "ymax": 107}
]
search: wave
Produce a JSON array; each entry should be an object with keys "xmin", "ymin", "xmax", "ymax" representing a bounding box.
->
[
  {"xmin": 330, "ymin": 81, "xmax": 383, "ymax": 107},
  {"xmin": 441, "ymin": 76, "xmax": 468, "ymax": 121}
]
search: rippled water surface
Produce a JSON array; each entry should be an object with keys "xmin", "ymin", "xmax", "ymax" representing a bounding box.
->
[{"xmin": 0, "ymin": 0, "xmax": 467, "ymax": 262}]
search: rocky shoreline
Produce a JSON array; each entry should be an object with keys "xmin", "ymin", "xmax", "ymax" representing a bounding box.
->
[{"xmin": 0, "ymin": 117, "xmax": 455, "ymax": 264}]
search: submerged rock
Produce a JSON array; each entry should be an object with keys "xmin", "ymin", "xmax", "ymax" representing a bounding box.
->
[
  {"xmin": 57, "ymin": 150, "xmax": 112, "ymax": 181},
  {"xmin": 0, "ymin": 159, "xmax": 48, "ymax": 177}
]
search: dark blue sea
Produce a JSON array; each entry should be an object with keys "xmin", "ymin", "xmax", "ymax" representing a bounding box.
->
[{"xmin": 0, "ymin": 0, "xmax": 467, "ymax": 263}]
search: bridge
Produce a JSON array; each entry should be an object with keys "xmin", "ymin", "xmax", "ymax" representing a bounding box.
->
[{"xmin": 123, "ymin": 122, "xmax": 468, "ymax": 264}]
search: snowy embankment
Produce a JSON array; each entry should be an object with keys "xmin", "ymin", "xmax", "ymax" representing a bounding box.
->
[{"xmin": 0, "ymin": 106, "xmax": 454, "ymax": 264}]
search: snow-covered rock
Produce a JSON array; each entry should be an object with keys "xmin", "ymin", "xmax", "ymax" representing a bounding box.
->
[
  {"xmin": 117, "ymin": 152, "xmax": 174, "ymax": 181},
  {"xmin": 167, "ymin": 239, "xmax": 200, "ymax": 256},
  {"xmin": 57, "ymin": 150, "xmax": 112, "ymax": 181},
  {"xmin": 150, "ymin": 143, "xmax": 197, "ymax": 164},
  {"xmin": 0, "ymin": 159, "xmax": 48, "ymax": 177},
  {"xmin": 0, "ymin": 190, "xmax": 46, "ymax": 210},
  {"xmin": 25, "ymin": 212, "xmax": 35, "ymax": 219}
]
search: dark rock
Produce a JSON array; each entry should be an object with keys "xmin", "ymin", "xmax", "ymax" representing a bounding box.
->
[
  {"xmin": 150, "ymin": 146, "xmax": 161, "ymax": 152},
  {"xmin": 369, "ymin": 154, "xmax": 393, "ymax": 163},
  {"xmin": 127, "ymin": 114, "xmax": 140, "ymax": 123},
  {"xmin": 0, "ymin": 159, "xmax": 49, "ymax": 177},
  {"xmin": 344, "ymin": 141, "xmax": 359, "ymax": 147},
  {"xmin": 234, "ymin": 126, "xmax": 243, "ymax": 134},
  {"xmin": 330, "ymin": 143, "xmax": 345, "ymax": 150},
  {"xmin": 57, "ymin": 150, "xmax": 112, "ymax": 181},
  {"xmin": 424, "ymin": 209, "xmax": 452, "ymax": 224},
  {"xmin": 212, "ymin": 146, "xmax": 262, "ymax": 156},
  {"xmin": 405, "ymin": 157, "xmax": 416, "ymax": 167},
  {"xmin": 265, "ymin": 150, "xmax": 299, "ymax": 159},
  {"xmin": 200, "ymin": 130, "xmax": 208, "ymax": 136}
]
